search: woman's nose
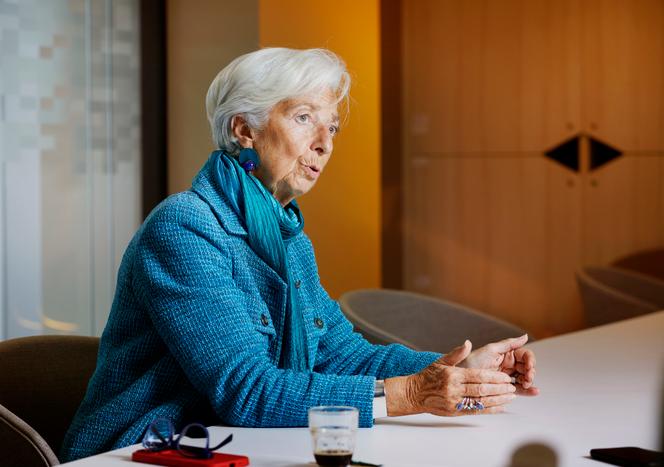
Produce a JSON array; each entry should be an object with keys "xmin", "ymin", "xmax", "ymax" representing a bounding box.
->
[{"xmin": 311, "ymin": 124, "xmax": 333, "ymax": 156}]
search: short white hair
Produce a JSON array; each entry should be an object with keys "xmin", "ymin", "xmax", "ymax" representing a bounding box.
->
[{"xmin": 205, "ymin": 47, "xmax": 350, "ymax": 155}]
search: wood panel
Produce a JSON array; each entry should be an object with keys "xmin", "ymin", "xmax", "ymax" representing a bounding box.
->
[
  {"xmin": 407, "ymin": 157, "xmax": 491, "ymax": 309},
  {"xmin": 581, "ymin": 0, "xmax": 664, "ymax": 151},
  {"xmin": 579, "ymin": 0, "xmax": 664, "ymax": 265},
  {"xmin": 521, "ymin": 0, "xmax": 583, "ymax": 151},
  {"xmin": 402, "ymin": 0, "xmax": 664, "ymax": 337},
  {"xmin": 403, "ymin": 0, "xmax": 581, "ymax": 155},
  {"xmin": 404, "ymin": 156, "xmax": 490, "ymax": 312},
  {"xmin": 544, "ymin": 159, "xmax": 585, "ymax": 334},
  {"xmin": 582, "ymin": 155, "xmax": 664, "ymax": 265},
  {"xmin": 402, "ymin": 0, "xmax": 586, "ymax": 335},
  {"xmin": 404, "ymin": 156, "xmax": 583, "ymax": 335}
]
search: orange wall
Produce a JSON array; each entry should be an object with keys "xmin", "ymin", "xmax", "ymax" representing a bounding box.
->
[{"xmin": 259, "ymin": 0, "xmax": 382, "ymax": 297}]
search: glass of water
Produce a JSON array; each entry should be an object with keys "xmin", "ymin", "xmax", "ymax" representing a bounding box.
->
[{"xmin": 308, "ymin": 406, "xmax": 359, "ymax": 467}]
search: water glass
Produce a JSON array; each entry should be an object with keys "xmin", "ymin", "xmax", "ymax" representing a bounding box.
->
[{"xmin": 308, "ymin": 406, "xmax": 358, "ymax": 467}]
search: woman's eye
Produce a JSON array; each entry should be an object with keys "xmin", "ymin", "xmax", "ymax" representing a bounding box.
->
[
  {"xmin": 329, "ymin": 125, "xmax": 339, "ymax": 136},
  {"xmin": 296, "ymin": 114, "xmax": 310, "ymax": 123}
]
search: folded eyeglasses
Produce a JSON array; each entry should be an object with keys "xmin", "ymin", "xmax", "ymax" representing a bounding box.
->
[{"xmin": 142, "ymin": 417, "xmax": 233, "ymax": 460}]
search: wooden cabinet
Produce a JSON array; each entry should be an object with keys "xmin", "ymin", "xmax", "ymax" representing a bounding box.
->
[
  {"xmin": 404, "ymin": 156, "xmax": 585, "ymax": 335},
  {"xmin": 581, "ymin": 0, "xmax": 664, "ymax": 151},
  {"xmin": 582, "ymin": 156, "xmax": 664, "ymax": 265},
  {"xmin": 402, "ymin": 0, "xmax": 664, "ymax": 335},
  {"xmin": 403, "ymin": 0, "xmax": 582, "ymax": 155}
]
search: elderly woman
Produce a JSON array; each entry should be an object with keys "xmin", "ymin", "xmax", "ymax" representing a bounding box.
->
[{"xmin": 61, "ymin": 48, "xmax": 537, "ymax": 462}]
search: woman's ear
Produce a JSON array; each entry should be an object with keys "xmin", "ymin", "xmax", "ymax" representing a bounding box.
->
[{"xmin": 231, "ymin": 115, "xmax": 255, "ymax": 148}]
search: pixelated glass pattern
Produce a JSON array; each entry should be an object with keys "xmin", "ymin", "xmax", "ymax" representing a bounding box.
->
[{"xmin": 0, "ymin": 0, "xmax": 141, "ymax": 338}]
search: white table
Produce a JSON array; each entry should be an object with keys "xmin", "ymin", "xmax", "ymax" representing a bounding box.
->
[{"xmin": 63, "ymin": 311, "xmax": 664, "ymax": 467}]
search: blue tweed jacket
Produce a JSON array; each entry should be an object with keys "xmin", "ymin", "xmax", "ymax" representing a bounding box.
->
[{"xmin": 60, "ymin": 155, "xmax": 440, "ymax": 462}]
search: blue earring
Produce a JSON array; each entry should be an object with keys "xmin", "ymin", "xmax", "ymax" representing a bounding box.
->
[{"xmin": 239, "ymin": 147, "xmax": 260, "ymax": 173}]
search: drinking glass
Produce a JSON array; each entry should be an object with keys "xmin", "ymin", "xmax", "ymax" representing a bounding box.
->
[{"xmin": 308, "ymin": 406, "xmax": 358, "ymax": 467}]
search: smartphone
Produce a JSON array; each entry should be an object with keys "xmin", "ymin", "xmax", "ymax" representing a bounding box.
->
[
  {"xmin": 590, "ymin": 447, "xmax": 663, "ymax": 467},
  {"xmin": 132, "ymin": 448, "xmax": 250, "ymax": 467}
]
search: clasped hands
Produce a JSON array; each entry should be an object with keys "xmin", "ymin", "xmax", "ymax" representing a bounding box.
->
[{"xmin": 385, "ymin": 335, "xmax": 538, "ymax": 417}]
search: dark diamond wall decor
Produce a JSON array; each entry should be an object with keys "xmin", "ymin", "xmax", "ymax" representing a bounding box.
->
[
  {"xmin": 544, "ymin": 136, "xmax": 580, "ymax": 172},
  {"xmin": 544, "ymin": 134, "xmax": 622, "ymax": 172},
  {"xmin": 589, "ymin": 136, "xmax": 622, "ymax": 170}
]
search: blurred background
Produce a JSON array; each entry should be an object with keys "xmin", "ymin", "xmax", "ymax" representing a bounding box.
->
[{"xmin": 1, "ymin": 0, "xmax": 662, "ymax": 340}]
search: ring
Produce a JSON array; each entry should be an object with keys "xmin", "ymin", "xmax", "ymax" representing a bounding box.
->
[{"xmin": 455, "ymin": 397, "xmax": 485, "ymax": 411}]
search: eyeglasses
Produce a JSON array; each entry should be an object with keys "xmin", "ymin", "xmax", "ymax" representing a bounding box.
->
[{"xmin": 142, "ymin": 417, "xmax": 233, "ymax": 459}]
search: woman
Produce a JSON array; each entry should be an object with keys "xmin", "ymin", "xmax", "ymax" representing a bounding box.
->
[{"xmin": 61, "ymin": 48, "xmax": 537, "ymax": 462}]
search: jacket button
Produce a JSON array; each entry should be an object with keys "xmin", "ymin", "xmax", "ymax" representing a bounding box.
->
[
  {"xmin": 261, "ymin": 314, "xmax": 269, "ymax": 326},
  {"xmin": 314, "ymin": 317, "xmax": 324, "ymax": 329},
  {"xmin": 295, "ymin": 280, "xmax": 302, "ymax": 289}
]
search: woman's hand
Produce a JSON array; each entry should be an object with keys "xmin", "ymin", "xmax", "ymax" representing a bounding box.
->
[
  {"xmin": 385, "ymin": 342, "xmax": 517, "ymax": 417},
  {"xmin": 458, "ymin": 335, "xmax": 539, "ymax": 396}
]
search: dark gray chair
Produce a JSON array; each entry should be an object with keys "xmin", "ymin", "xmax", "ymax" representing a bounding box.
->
[
  {"xmin": 0, "ymin": 403, "xmax": 59, "ymax": 467},
  {"xmin": 338, "ymin": 289, "xmax": 529, "ymax": 353},
  {"xmin": 0, "ymin": 335, "xmax": 99, "ymax": 466},
  {"xmin": 576, "ymin": 266, "xmax": 664, "ymax": 327},
  {"xmin": 612, "ymin": 248, "xmax": 664, "ymax": 281}
]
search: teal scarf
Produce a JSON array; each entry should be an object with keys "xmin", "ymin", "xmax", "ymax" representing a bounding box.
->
[{"xmin": 213, "ymin": 150, "xmax": 309, "ymax": 371}]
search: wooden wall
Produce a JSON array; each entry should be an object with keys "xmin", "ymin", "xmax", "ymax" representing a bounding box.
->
[
  {"xmin": 402, "ymin": 0, "xmax": 664, "ymax": 336},
  {"xmin": 166, "ymin": 0, "xmax": 259, "ymax": 194}
]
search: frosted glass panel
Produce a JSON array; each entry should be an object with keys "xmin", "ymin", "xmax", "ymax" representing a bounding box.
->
[{"xmin": 0, "ymin": 0, "xmax": 141, "ymax": 338}]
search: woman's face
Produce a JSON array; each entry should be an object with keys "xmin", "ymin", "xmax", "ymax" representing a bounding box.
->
[{"xmin": 241, "ymin": 90, "xmax": 340, "ymax": 206}]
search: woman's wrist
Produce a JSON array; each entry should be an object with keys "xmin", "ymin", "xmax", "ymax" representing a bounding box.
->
[{"xmin": 385, "ymin": 375, "xmax": 417, "ymax": 417}]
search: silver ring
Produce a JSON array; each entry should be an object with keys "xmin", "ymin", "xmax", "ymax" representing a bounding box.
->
[{"xmin": 456, "ymin": 397, "xmax": 484, "ymax": 411}]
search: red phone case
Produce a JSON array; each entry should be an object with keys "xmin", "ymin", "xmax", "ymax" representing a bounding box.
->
[{"xmin": 132, "ymin": 449, "xmax": 250, "ymax": 467}]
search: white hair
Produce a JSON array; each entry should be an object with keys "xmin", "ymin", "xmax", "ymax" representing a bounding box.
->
[{"xmin": 205, "ymin": 47, "xmax": 350, "ymax": 155}]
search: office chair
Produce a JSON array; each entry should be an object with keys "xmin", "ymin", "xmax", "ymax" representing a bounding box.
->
[
  {"xmin": 0, "ymin": 335, "xmax": 99, "ymax": 466},
  {"xmin": 612, "ymin": 248, "xmax": 664, "ymax": 281},
  {"xmin": 0, "ymin": 403, "xmax": 60, "ymax": 467},
  {"xmin": 338, "ymin": 289, "xmax": 529, "ymax": 353},
  {"xmin": 576, "ymin": 266, "xmax": 664, "ymax": 327}
]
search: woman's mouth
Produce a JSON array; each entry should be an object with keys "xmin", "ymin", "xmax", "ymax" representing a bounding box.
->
[{"xmin": 302, "ymin": 164, "xmax": 321, "ymax": 180}]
